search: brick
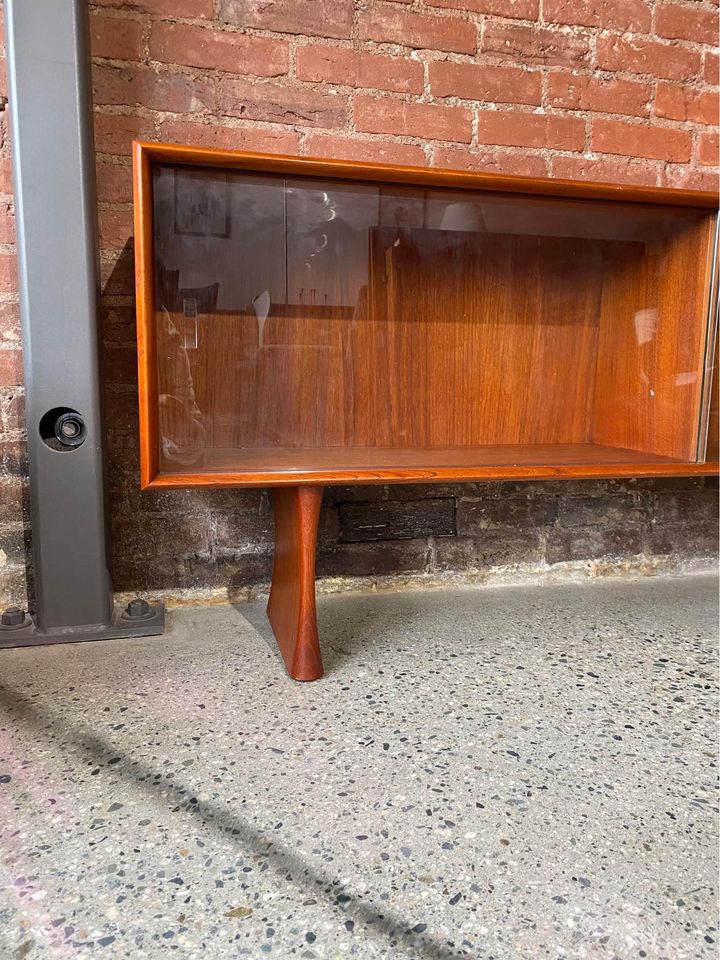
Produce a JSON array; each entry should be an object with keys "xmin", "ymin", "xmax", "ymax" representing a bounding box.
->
[
  {"xmin": 213, "ymin": 510, "xmax": 274, "ymax": 549},
  {"xmin": 358, "ymin": 6, "xmax": 477, "ymax": 55},
  {"xmin": 149, "ymin": 22, "xmax": 288, "ymax": 78},
  {"xmin": 698, "ymin": 132, "xmax": 719, "ymax": 165},
  {"xmin": 0, "ymin": 440, "xmax": 27, "ymax": 478},
  {"xmin": 625, "ymin": 478, "xmax": 707, "ymax": 494},
  {"xmin": 218, "ymin": 78, "xmax": 349, "ymax": 127},
  {"xmin": 477, "ymin": 110, "xmax": 586, "ymax": 151},
  {"xmin": 317, "ymin": 538, "xmax": 430, "ymax": 577},
  {"xmin": 98, "ymin": 206, "xmax": 134, "ymax": 246},
  {"xmin": 545, "ymin": 480, "xmax": 611, "ymax": 499},
  {"xmin": 596, "ymin": 35, "xmax": 701, "ymax": 82},
  {"xmin": 0, "ymin": 479, "xmax": 25, "ymax": 522},
  {"xmin": 434, "ymin": 530, "xmax": 543, "ymax": 569},
  {"xmin": 551, "ymin": 154, "xmax": 659, "ymax": 187},
  {"xmin": 0, "ymin": 348, "xmax": 22, "ymax": 385},
  {"xmin": 114, "ymin": 476, "xmax": 262, "ymax": 518},
  {"xmin": 355, "ymin": 96, "xmax": 472, "ymax": 142},
  {"xmin": 556, "ymin": 494, "xmax": 647, "ymax": 528},
  {"xmin": 92, "ymin": 0, "xmax": 214, "ymax": 16},
  {"xmin": 339, "ymin": 498, "xmax": 455, "ymax": 542},
  {"xmin": 655, "ymin": 83, "xmax": 718, "ymax": 125},
  {"xmin": 156, "ymin": 118, "xmax": 301, "ymax": 154},
  {"xmin": 547, "ymin": 73, "xmax": 651, "ymax": 117},
  {"xmin": 652, "ymin": 490, "xmax": 718, "ymax": 525},
  {"xmin": 297, "ymin": 45, "xmax": 423, "ymax": 95},
  {"xmin": 656, "ymin": 4, "xmax": 718, "ymax": 45},
  {"xmin": 182, "ymin": 552, "xmax": 273, "ymax": 588},
  {"xmin": 0, "ymin": 302, "xmax": 20, "ymax": 342},
  {"xmin": 546, "ymin": 525, "xmax": 643, "ymax": 563},
  {"xmin": 1, "ymin": 389, "xmax": 25, "ymax": 433},
  {"xmin": 482, "ymin": 23, "xmax": 590, "ymax": 68},
  {"xmin": 429, "ymin": 61, "xmax": 541, "ymax": 106},
  {"xmin": 92, "ymin": 64, "xmax": 215, "ymax": 114},
  {"xmin": 109, "ymin": 556, "xmax": 175, "ymax": 594},
  {"xmin": 93, "ymin": 113, "xmax": 155, "ymax": 155},
  {"xmin": 304, "ymin": 134, "xmax": 427, "ymax": 166},
  {"xmin": 103, "ymin": 345, "xmax": 138, "ymax": 385},
  {"xmin": 661, "ymin": 166, "xmax": 719, "ymax": 191},
  {"xmin": 90, "ymin": 14, "xmax": 144, "ymax": 62},
  {"xmin": 427, "ymin": 0, "xmax": 539, "ymax": 20},
  {"xmin": 592, "ymin": 118, "xmax": 692, "ymax": 162},
  {"xmin": 318, "ymin": 506, "xmax": 341, "ymax": 544},
  {"xmin": 0, "ymin": 523, "xmax": 27, "ymax": 567},
  {"xmin": 0, "ymin": 200, "xmax": 14, "ymax": 244},
  {"xmin": 645, "ymin": 520, "xmax": 719, "ymax": 557},
  {"xmin": 96, "ymin": 161, "xmax": 133, "ymax": 203},
  {"xmin": 705, "ymin": 51, "xmax": 719, "ymax": 85},
  {"xmin": 0, "ymin": 158, "xmax": 13, "ymax": 195},
  {"xmin": 102, "ymin": 445, "xmax": 137, "ymax": 495},
  {"xmin": 99, "ymin": 248, "xmax": 135, "ymax": 295},
  {"xmin": 112, "ymin": 512, "xmax": 211, "ymax": 560},
  {"xmin": 456, "ymin": 497, "xmax": 555, "ymax": 535},
  {"xmin": 433, "ymin": 146, "xmax": 547, "ymax": 177},
  {"xmin": 544, "ymin": 0, "xmax": 651, "ymax": 32},
  {"xmin": 391, "ymin": 483, "xmax": 485, "ymax": 500},
  {"xmin": 102, "ymin": 391, "xmax": 139, "ymax": 435},
  {"xmin": 327, "ymin": 485, "xmax": 389, "ymax": 503},
  {"xmin": 102, "ymin": 304, "xmax": 138, "ymax": 345},
  {"xmin": 0, "ymin": 253, "xmax": 17, "ymax": 292},
  {"xmin": 0, "ymin": 564, "xmax": 28, "ymax": 609},
  {"xmin": 219, "ymin": 0, "xmax": 354, "ymax": 40}
]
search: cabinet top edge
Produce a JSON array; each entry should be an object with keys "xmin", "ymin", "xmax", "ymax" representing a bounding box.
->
[{"xmin": 133, "ymin": 140, "xmax": 719, "ymax": 210}]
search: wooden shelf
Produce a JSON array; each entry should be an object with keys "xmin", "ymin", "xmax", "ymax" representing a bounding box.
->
[
  {"xmin": 133, "ymin": 142, "xmax": 719, "ymax": 678},
  {"xmin": 150, "ymin": 443, "xmax": 717, "ymax": 488},
  {"xmin": 173, "ymin": 442, "xmax": 687, "ymax": 471}
]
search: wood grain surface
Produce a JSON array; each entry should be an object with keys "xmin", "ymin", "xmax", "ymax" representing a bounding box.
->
[{"xmin": 267, "ymin": 486, "xmax": 324, "ymax": 681}]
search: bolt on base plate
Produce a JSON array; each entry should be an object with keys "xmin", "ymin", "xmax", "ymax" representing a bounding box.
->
[
  {"xmin": 0, "ymin": 598, "xmax": 165, "ymax": 649},
  {"xmin": 0, "ymin": 606, "xmax": 33, "ymax": 631}
]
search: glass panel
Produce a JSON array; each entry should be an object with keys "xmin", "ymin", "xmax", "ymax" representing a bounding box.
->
[
  {"xmin": 704, "ymin": 325, "xmax": 719, "ymax": 462},
  {"xmin": 151, "ymin": 163, "xmax": 715, "ymax": 477}
]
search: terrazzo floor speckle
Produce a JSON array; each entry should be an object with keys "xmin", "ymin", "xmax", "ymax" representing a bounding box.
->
[{"xmin": 0, "ymin": 575, "xmax": 717, "ymax": 959}]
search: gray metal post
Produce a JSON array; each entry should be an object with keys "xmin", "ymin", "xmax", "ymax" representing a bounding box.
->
[{"xmin": 1, "ymin": 0, "xmax": 163, "ymax": 646}]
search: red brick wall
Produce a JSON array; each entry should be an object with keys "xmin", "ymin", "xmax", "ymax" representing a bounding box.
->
[{"xmin": 0, "ymin": 0, "xmax": 718, "ymax": 604}]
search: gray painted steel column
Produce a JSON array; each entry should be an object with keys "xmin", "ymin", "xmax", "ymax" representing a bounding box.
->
[{"xmin": 3, "ymin": 0, "xmax": 163, "ymax": 642}]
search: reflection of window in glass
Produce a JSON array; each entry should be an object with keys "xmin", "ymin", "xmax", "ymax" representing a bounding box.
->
[
  {"xmin": 153, "ymin": 167, "xmax": 287, "ymax": 313},
  {"xmin": 174, "ymin": 169, "xmax": 231, "ymax": 238},
  {"xmin": 157, "ymin": 307, "xmax": 205, "ymax": 467},
  {"xmin": 182, "ymin": 298, "xmax": 198, "ymax": 350},
  {"xmin": 285, "ymin": 183, "xmax": 379, "ymax": 311}
]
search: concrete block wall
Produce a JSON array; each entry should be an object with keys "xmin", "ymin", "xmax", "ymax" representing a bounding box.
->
[{"xmin": 0, "ymin": 0, "xmax": 717, "ymax": 605}]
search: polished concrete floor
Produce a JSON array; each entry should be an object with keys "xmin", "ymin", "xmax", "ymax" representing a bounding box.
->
[{"xmin": 0, "ymin": 575, "xmax": 717, "ymax": 959}]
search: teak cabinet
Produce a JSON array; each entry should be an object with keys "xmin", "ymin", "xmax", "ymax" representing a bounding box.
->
[{"xmin": 133, "ymin": 141, "xmax": 719, "ymax": 681}]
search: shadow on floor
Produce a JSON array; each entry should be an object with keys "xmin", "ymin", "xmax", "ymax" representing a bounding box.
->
[
  {"xmin": 0, "ymin": 679, "xmax": 470, "ymax": 960},
  {"xmin": 234, "ymin": 590, "xmax": 441, "ymax": 678}
]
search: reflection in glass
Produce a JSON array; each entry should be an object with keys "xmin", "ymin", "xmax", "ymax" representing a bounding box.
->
[{"xmin": 151, "ymin": 163, "xmax": 716, "ymax": 476}]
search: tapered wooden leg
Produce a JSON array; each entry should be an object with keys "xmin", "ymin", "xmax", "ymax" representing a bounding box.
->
[{"xmin": 267, "ymin": 485, "xmax": 324, "ymax": 681}]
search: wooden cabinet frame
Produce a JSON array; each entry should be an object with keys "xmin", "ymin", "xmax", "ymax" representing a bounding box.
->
[{"xmin": 133, "ymin": 141, "xmax": 719, "ymax": 680}]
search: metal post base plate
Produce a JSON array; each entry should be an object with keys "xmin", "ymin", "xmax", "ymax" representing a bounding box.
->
[{"xmin": 0, "ymin": 601, "xmax": 165, "ymax": 649}]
